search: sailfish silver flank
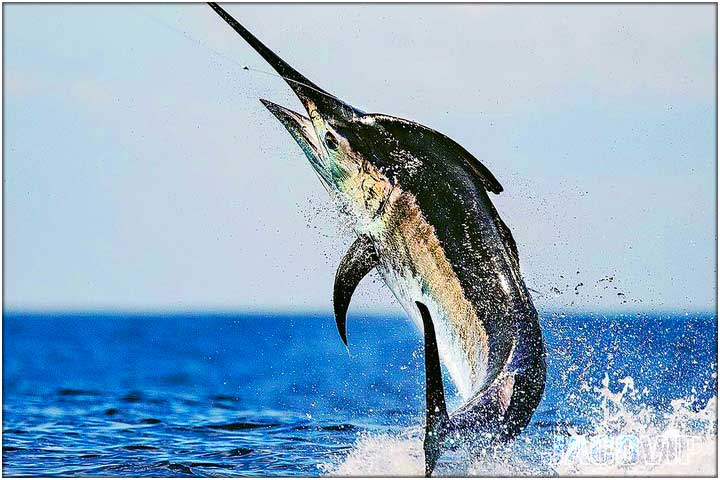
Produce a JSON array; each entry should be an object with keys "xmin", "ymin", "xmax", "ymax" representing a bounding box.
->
[{"xmin": 207, "ymin": 3, "xmax": 546, "ymax": 475}]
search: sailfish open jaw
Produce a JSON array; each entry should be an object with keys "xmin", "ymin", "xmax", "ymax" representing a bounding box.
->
[{"xmin": 259, "ymin": 98, "xmax": 333, "ymax": 187}]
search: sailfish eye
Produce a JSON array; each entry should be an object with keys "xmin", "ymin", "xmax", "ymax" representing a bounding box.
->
[{"xmin": 324, "ymin": 131, "xmax": 339, "ymax": 150}]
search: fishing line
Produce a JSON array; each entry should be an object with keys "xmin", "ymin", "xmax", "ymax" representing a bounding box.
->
[
  {"xmin": 137, "ymin": 11, "xmax": 346, "ymax": 107},
  {"xmin": 138, "ymin": 11, "xmax": 247, "ymax": 71},
  {"xmin": 240, "ymin": 66, "xmax": 348, "ymax": 106},
  {"xmin": 140, "ymin": 10, "xmax": 512, "ymax": 122}
]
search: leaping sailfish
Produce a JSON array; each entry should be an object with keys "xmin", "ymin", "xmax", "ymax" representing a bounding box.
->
[{"xmin": 207, "ymin": 3, "xmax": 546, "ymax": 475}]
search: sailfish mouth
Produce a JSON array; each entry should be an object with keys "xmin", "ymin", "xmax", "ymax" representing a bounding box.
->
[
  {"xmin": 259, "ymin": 98, "xmax": 333, "ymax": 187},
  {"xmin": 207, "ymin": 2, "xmax": 361, "ymax": 187}
]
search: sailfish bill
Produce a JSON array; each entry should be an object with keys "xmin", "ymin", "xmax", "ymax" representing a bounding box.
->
[{"xmin": 207, "ymin": 2, "xmax": 327, "ymax": 95}]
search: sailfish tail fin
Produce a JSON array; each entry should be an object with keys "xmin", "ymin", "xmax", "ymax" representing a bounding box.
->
[{"xmin": 416, "ymin": 301, "xmax": 450, "ymax": 477}]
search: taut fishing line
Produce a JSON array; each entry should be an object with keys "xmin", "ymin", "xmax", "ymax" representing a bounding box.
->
[
  {"xmin": 137, "ymin": 10, "xmax": 345, "ymax": 105},
  {"xmin": 138, "ymin": 10, "xmax": 511, "ymax": 120},
  {"xmin": 136, "ymin": 12, "xmax": 340, "ymax": 208}
]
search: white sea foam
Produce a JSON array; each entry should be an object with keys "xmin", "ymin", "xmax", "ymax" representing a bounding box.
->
[
  {"xmin": 325, "ymin": 374, "xmax": 717, "ymax": 477},
  {"xmin": 321, "ymin": 432, "xmax": 424, "ymax": 477}
]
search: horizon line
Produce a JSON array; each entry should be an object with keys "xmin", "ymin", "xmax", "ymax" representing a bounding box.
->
[{"xmin": 3, "ymin": 307, "xmax": 717, "ymax": 318}]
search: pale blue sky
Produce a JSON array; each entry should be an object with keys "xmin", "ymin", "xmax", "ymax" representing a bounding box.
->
[{"xmin": 4, "ymin": 3, "xmax": 716, "ymax": 313}]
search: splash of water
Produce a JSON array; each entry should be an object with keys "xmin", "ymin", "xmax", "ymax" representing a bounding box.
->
[
  {"xmin": 553, "ymin": 373, "xmax": 717, "ymax": 476},
  {"xmin": 324, "ymin": 373, "xmax": 717, "ymax": 477},
  {"xmin": 321, "ymin": 432, "xmax": 424, "ymax": 477}
]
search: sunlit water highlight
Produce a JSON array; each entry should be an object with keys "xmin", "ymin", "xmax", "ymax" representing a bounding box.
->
[{"xmin": 3, "ymin": 312, "xmax": 716, "ymax": 476}]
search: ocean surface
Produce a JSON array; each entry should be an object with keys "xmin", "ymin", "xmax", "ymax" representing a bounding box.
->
[{"xmin": 3, "ymin": 311, "xmax": 717, "ymax": 477}]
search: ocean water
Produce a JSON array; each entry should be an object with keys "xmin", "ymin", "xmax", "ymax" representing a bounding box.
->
[{"xmin": 3, "ymin": 311, "xmax": 717, "ymax": 477}]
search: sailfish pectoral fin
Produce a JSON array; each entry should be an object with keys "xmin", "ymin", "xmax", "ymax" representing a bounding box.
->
[
  {"xmin": 333, "ymin": 234, "xmax": 379, "ymax": 346},
  {"xmin": 416, "ymin": 301, "xmax": 450, "ymax": 477}
]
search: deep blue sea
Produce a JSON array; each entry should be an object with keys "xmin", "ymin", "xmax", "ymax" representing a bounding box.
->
[{"xmin": 3, "ymin": 312, "xmax": 717, "ymax": 476}]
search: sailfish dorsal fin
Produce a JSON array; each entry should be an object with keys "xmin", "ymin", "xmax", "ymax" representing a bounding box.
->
[{"xmin": 362, "ymin": 114, "xmax": 503, "ymax": 194}]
